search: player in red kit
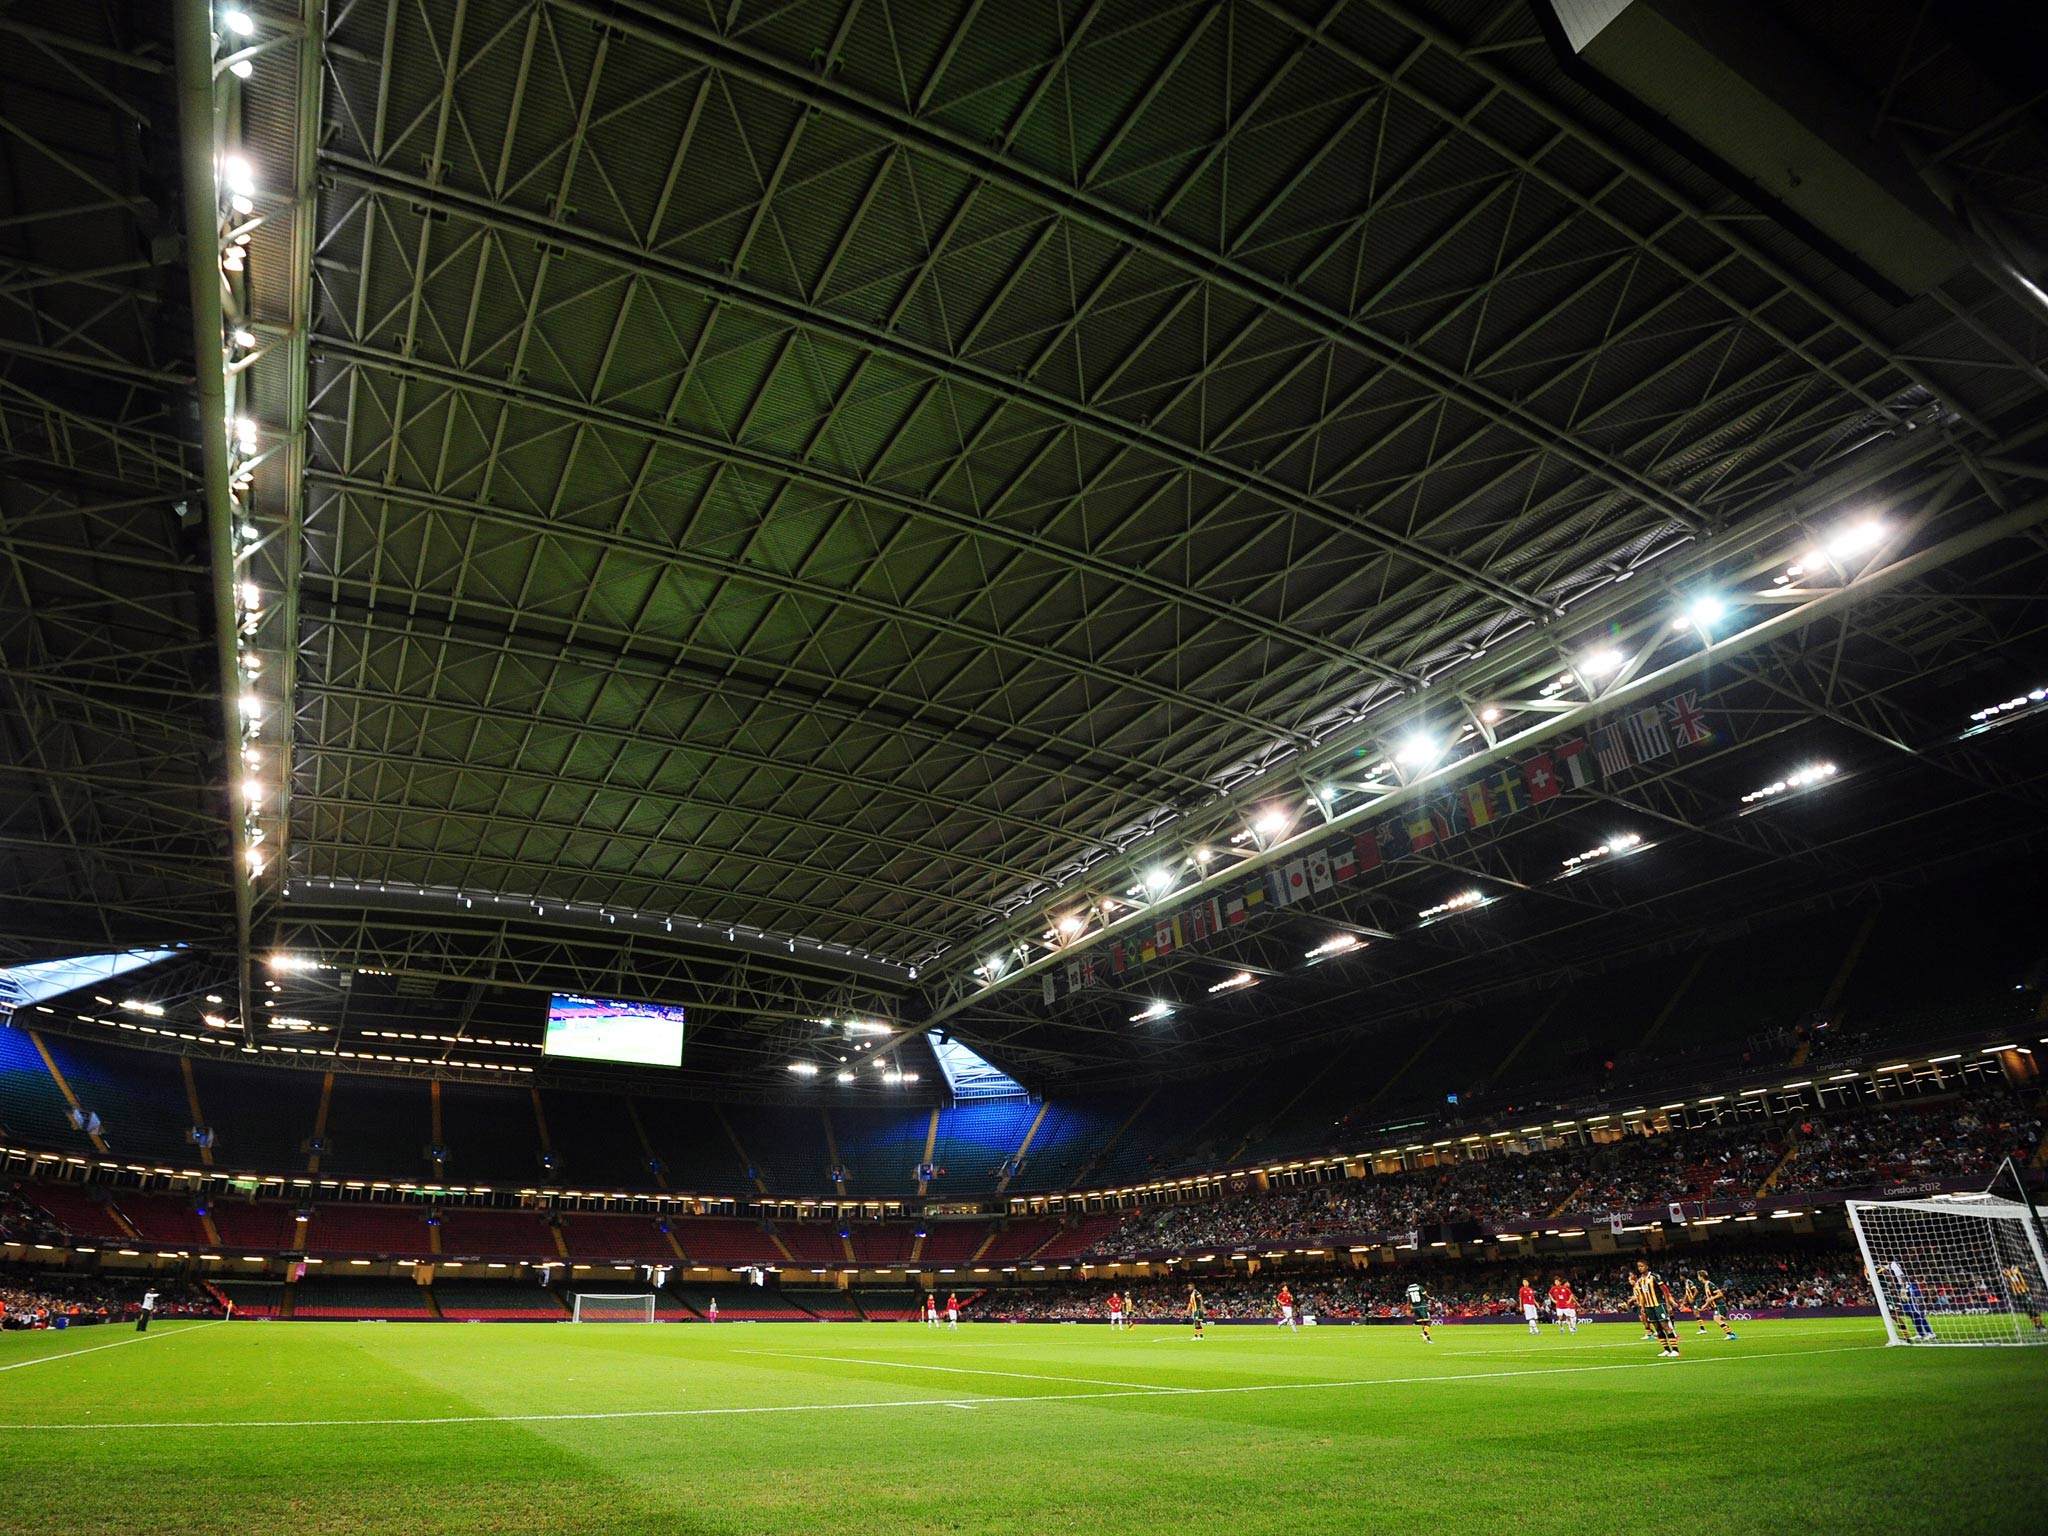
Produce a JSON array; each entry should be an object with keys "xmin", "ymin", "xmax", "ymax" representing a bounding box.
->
[
  {"xmin": 1548, "ymin": 1276, "xmax": 1578, "ymax": 1335},
  {"xmin": 945, "ymin": 1292, "xmax": 959, "ymax": 1330},
  {"xmin": 1276, "ymin": 1285, "xmax": 1298, "ymax": 1332},
  {"xmin": 1518, "ymin": 1279, "xmax": 1540, "ymax": 1335}
]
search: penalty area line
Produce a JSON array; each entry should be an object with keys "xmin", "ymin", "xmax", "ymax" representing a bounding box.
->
[
  {"xmin": 0, "ymin": 1320, "xmax": 227, "ymax": 1374},
  {"xmin": 0, "ymin": 1339, "xmax": 1884, "ymax": 1432}
]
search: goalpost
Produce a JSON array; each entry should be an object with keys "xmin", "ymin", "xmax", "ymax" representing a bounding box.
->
[
  {"xmin": 570, "ymin": 1292, "xmax": 658, "ymax": 1324},
  {"xmin": 1847, "ymin": 1184, "xmax": 2048, "ymax": 1347}
]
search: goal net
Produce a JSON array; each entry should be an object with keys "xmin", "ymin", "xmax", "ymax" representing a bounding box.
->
[
  {"xmin": 571, "ymin": 1292, "xmax": 657, "ymax": 1324},
  {"xmin": 1847, "ymin": 1194, "xmax": 2048, "ymax": 1347}
]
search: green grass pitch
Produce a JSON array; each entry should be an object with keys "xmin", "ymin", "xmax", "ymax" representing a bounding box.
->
[{"xmin": 1, "ymin": 1317, "xmax": 2041, "ymax": 1535}]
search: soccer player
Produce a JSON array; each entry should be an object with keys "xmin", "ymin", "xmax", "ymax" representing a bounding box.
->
[
  {"xmin": 1633, "ymin": 1260, "xmax": 1679, "ymax": 1357},
  {"xmin": 945, "ymin": 1292, "xmax": 960, "ymax": 1331},
  {"xmin": 136, "ymin": 1286, "xmax": 158, "ymax": 1333},
  {"xmin": 1186, "ymin": 1285, "xmax": 1206, "ymax": 1340},
  {"xmin": 1548, "ymin": 1275, "xmax": 1577, "ymax": 1336},
  {"xmin": 1898, "ymin": 1274, "xmax": 1934, "ymax": 1341},
  {"xmin": 1277, "ymin": 1284, "xmax": 1298, "ymax": 1333},
  {"xmin": 1405, "ymin": 1280, "xmax": 1433, "ymax": 1343},
  {"xmin": 1694, "ymin": 1270, "xmax": 1737, "ymax": 1340},
  {"xmin": 2003, "ymin": 1264, "xmax": 2045, "ymax": 1332},
  {"xmin": 707, "ymin": 1297, "xmax": 718, "ymax": 1324},
  {"xmin": 1517, "ymin": 1278, "xmax": 1540, "ymax": 1335},
  {"xmin": 925, "ymin": 1294, "xmax": 940, "ymax": 1329},
  {"xmin": 1678, "ymin": 1274, "xmax": 1701, "ymax": 1326},
  {"xmin": 1107, "ymin": 1291, "xmax": 1124, "ymax": 1330},
  {"xmin": 1123, "ymin": 1290, "xmax": 1137, "ymax": 1329}
]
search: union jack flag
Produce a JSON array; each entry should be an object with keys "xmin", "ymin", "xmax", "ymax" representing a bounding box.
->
[{"xmin": 1661, "ymin": 688, "xmax": 1714, "ymax": 745}]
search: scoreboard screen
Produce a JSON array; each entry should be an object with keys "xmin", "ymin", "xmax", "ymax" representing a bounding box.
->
[{"xmin": 543, "ymin": 994, "xmax": 685, "ymax": 1067}]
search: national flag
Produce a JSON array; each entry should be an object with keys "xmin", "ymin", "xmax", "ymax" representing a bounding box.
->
[
  {"xmin": 1608, "ymin": 1214, "xmax": 1624, "ymax": 1237},
  {"xmin": 1331, "ymin": 838, "xmax": 1358, "ymax": 881},
  {"xmin": 1198, "ymin": 896, "xmax": 1224, "ymax": 940},
  {"xmin": 1667, "ymin": 1202, "xmax": 1687, "ymax": 1226},
  {"xmin": 1140, "ymin": 934, "xmax": 1157, "ymax": 963},
  {"xmin": 1352, "ymin": 828, "xmax": 1382, "ymax": 874},
  {"xmin": 1491, "ymin": 764, "xmax": 1529, "ymax": 816},
  {"xmin": 1184, "ymin": 902, "xmax": 1209, "ymax": 944},
  {"xmin": 1404, "ymin": 803, "xmax": 1450, "ymax": 852},
  {"xmin": 1307, "ymin": 845, "xmax": 1334, "ymax": 892},
  {"xmin": 1111, "ymin": 941, "xmax": 1127, "ymax": 975},
  {"xmin": 1041, "ymin": 973, "xmax": 1055, "ymax": 1005},
  {"xmin": 1154, "ymin": 915, "xmax": 1178, "ymax": 958},
  {"xmin": 1459, "ymin": 779, "xmax": 1495, "ymax": 829},
  {"xmin": 1225, "ymin": 892, "xmax": 1246, "ymax": 926},
  {"xmin": 1624, "ymin": 705, "xmax": 1671, "ymax": 762},
  {"xmin": 1553, "ymin": 737, "xmax": 1595, "ymax": 788},
  {"xmin": 1522, "ymin": 753, "xmax": 1559, "ymax": 804},
  {"xmin": 1079, "ymin": 956, "xmax": 1097, "ymax": 987},
  {"xmin": 1662, "ymin": 689, "xmax": 1713, "ymax": 746},
  {"xmin": 1592, "ymin": 723, "xmax": 1631, "ymax": 778},
  {"xmin": 1242, "ymin": 878, "xmax": 1267, "ymax": 916},
  {"xmin": 1376, "ymin": 816, "xmax": 1411, "ymax": 861},
  {"xmin": 1273, "ymin": 858, "xmax": 1311, "ymax": 906},
  {"xmin": 1064, "ymin": 961, "xmax": 1081, "ymax": 994}
]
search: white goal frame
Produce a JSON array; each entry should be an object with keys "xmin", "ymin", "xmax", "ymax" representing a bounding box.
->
[
  {"xmin": 570, "ymin": 1292, "xmax": 658, "ymax": 1324},
  {"xmin": 1847, "ymin": 1193, "xmax": 2048, "ymax": 1347}
]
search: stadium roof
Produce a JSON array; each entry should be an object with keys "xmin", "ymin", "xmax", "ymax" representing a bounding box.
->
[{"xmin": 4, "ymin": 0, "xmax": 2047, "ymax": 1097}]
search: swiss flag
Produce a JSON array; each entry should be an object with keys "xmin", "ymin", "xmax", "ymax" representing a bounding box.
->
[{"xmin": 1523, "ymin": 753, "xmax": 1559, "ymax": 803}]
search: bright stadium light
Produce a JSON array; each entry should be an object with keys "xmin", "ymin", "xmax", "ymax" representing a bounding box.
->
[
  {"xmin": 1741, "ymin": 762, "xmax": 1838, "ymax": 805},
  {"xmin": 1129, "ymin": 1002, "xmax": 1173, "ymax": 1023},
  {"xmin": 1143, "ymin": 867, "xmax": 1175, "ymax": 893},
  {"xmin": 222, "ymin": 8, "xmax": 256, "ymax": 35},
  {"xmin": 1478, "ymin": 706, "xmax": 1502, "ymax": 724},
  {"xmin": 1305, "ymin": 934, "xmax": 1361, "ymax": 960},
  {"xmin": 1394, "ymin": 732, "xmax": 1437, "ymax": 767},
  {"xmin": 221, "ymin": 155, "xmax": 256, "ymax": 197},
  {"xmin": 1057, "ymin": 914, "xmax": 1084, "ymax": 937},
  {"xmin": 1207, "ymin": 972, "xmax": 1254, "ymax": 995},
  {"xmin": 786, "ymin": 1063, "xmax": 817, "ymax": 1077},
  {"xmin": 835, "ymin": 1070, "xmax": 855, "ymax": 1084},
  {"xmin": 1561, "ymin": 832, "xmax": 1643, "ymax": 872},
  {"xmin": 1253, "ymin": 809, "xmax": 1288, "ymax": 839},
  {"xmin": 1674, "ymin": 594, "xmax": 1725, "ymax": 630},
  {"xmin": 1418, "ymin": 890, "xmax": 1485, "ymax": 921},
  {"xmin": 1576, "ymin": 647, "xmax": 1623, "ymax": 679},
  {"xmin": 1825, "ymin": 520, "xmax": 1884, "ymax": 560}
]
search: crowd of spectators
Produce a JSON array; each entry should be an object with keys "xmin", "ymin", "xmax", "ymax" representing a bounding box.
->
[
  {"xmin": 0, "ymin": 1270, "xmax": 220, "ymax": 1329},
  {"xmin": 0, "ymin": 1185, "xmax": 67, "ymax": 1247},
  {"xmin": 1086, "ymin": 1087, "xmax": 2043, "ymax": 1258},
  {"xmin": 973, "ymin": 1249, "xmax": 1874, "ymax": 1323}
]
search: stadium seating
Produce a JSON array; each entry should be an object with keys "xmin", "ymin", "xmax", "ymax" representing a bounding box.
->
[
  {"xmin": 303, "ymin": 1202, "xmax": 434, "ymax": 1256},
  {"xmin": 847, "ymin": 1221, "xmax": 920, "ymax": 1264},
  {"xmin": 663, "ymin": 1282, "xmax": 815, "ymax": 1321},
  {"xmin": 188, "ymin": 1057, "xmax": 321, "ymax": 1170},
  {"xmin": 210, "ymin": 1199, "xmax": 305, "ymax": 1252},
  {"xmin": 637, "ymin": 1102, "xmax": 749, "ymax": 1194},
  {"xmin": 830, "ymin": 1107, "xmax": 930, "ymax": 1192},
  {"xmin": 537, "ymin": 1088, "xmax": 652, "ymax": 1188},
  {"xmin": 213, "ymin": 1280, "xmax": 284, "ymax": 1318},
  {"xmin": 928, "ymin": 1098, "xmax": 1037, "ymax": 1194},
  {"xmin": 319, "ymin": 1076, "xmax": 431, "ymax": 1178},
  {"xmin": 20, "ymin": 1181, "xmax": 127, "ymax": 1240},
  {"xmin": 34, "ymin": 1034, "xmax": 194, "ymax": 1165},
  {"xmin": 435, "ymin": 1207, "xmax": 556, "ymax": 1259},
  {"xmin": 109, "ymin": 1191, "xmax": 210, "ymax": 1247},
  {"xmin": 437, "ymin": 1082, "xmax": 542, "ymax": 1183},
  {"xmin": 917, "ymin": 1221, "xmax": 991, "ymax": 1264},
  {"xmin": 851, "ymin": 1286, "xmax": 927, "ymax": 1321},
  {"xmin": 433, "ymin": 1279, "xmax": 566, "ymax": 1321},
  {"xmin": 292, "ymin": 1277, "xmax": 436, "ymax": 1319},
  {"xmin": 669, "ymin": 1216, "xmax": 774, "ymax": 1266},
  {"xmin": 793, "ymin": 1288, "xmax": 861, "ymax": 1318},
  {"xmin": 774, "ymin": 1223, "xmax": 846, "ymax": 1265},
  {"xmin": 0, "ymin": 1027, "xmax": 91, "ymax": 1152},
  {"xmin": 557, "ymin": 1212, "xmax": 679, "ymax": 1262}
]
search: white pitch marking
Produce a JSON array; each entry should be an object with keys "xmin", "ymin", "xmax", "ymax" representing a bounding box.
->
[
  {"xmin": 0, "ymin": 1339, "xmax": 1883, "ymax": 1431},
  {"xmin": 0, "ymin": 1320, "xmax": 225, "ymax": 1374}
]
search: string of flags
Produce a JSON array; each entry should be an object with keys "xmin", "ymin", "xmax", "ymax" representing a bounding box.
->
[{"xmin": 1040, "ymin": 690, "xmax": 1714, "ymax": 1004}]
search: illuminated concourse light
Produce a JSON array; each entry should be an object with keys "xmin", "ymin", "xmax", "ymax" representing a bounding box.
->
[
  {"xmin": 1206, "ymin": 972, "xmax": 1254, "ymax": 995},
  {"xmin": 1418, "ymin": 890, "xmax": 1486, "ymax": 921},
  {"xmin": 1740, "ymin": 762, "xmax": 1838, "ymax": 805}
]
